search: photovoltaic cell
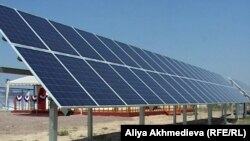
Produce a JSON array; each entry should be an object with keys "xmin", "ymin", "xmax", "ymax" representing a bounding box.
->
[
  {"xmin": 111, "ymin": 65, "xmax": 164, "ymax": 104},
  {"xmin": 184, "ymin": 79, "xmax": 213, "ymax": 103},
  {"xmin": 87, "ymin": 60, "xmax": 146, "ymax": 105},
  {"xmin": 170, "ymin": 59, "xmax": 193, "ymax": 78},
  {"xmin": 153, "ymin": 54, "xmax": 176, "ymax": 75},
  {"xmin": 177, "ymin": 62, "xmax": 201, "ymax": 80},
  {"xmin": 232, "ymin": 80, "xmax": 250, "ymax": 93},
  {"xmin": 57, "ymin": 55, "xmax": 125, "ymax": 105},
  {"xmin": 143, "ymin": 50, "xmax": 173, "ymax": 74},
  {"xmin": 115, "ymin": 41, "xmax": 154, "ymax": 71},
  {"xmin": 147, "ymin": 72, "xmax": 188, "ymax": 103},
  {"xmin": 97, "ymin": 35, "xmax": 140, "ymax": 68},
  {"xmin": 163, "ymin": 57, "xmax": 184, "ymax": 77},
  {"xmin": 191, "ymin": 80, "xmax": 219, "ymax": 103},
  {"xmin": 16, "ymin": 47, "xmax": 96, "ymax": 106},
  {"xmin": 76, "ymin": 29, "xmax": 123, "ymax": 64},
  {"xmin": 161, "ymin": 75, "xmax": 197, "ymax": 103},
  {"xmin": 131, "ymin": 68, "xmax": 177, "ymax": 104},
  {"xmin": 50, "ymin": 21, "xmax": 103, "ymax": 60},
  {"xmin": 18, "ymin": 11, "xmax": 78, "ymax": 55},
  {"xmin": 131, "ymin": 47, "xmax": 164, "ymax": 72},
  {"xmin": 173, "ymin": 77, "xmax": 206, "ymax": 103},
  {"xmin": 0, "ymin": 5, "xmax": 46, "ymax": 49}
]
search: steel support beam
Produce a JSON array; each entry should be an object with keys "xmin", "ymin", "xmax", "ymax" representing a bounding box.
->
[
  {"xmin": 207, "ymin": 104, "xmax": 212, "ymax": 125},
  {"xmin": 194, "ymin": 105, "xmax": 198, "ymax": 122},
  {"xmin": 183, "ymin": 105, "xmax": 187, "ymax": 125},
  {"xmin": 49, "ymin": 100, "xmax": 58, "ymax": 141},
  {"xmin": 173, "ymin": 105, "xmax": 177, "ymax": 124},
  {"xmin": 88, "ymin": 108, "xmax": 93, "ymax": 141},
  {"xmin": 139, "ymin": 107, "xmax": 145, "ymax": 125}
]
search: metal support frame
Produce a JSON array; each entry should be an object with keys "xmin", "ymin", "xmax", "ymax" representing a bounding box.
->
[
  {"xmin": 235, "ymin": 103, "xmax": 239, "ymax": 120},
  {"xmin": 139, "ymin": 106, "xmax": 145, "ymax": 125},
  {"xmin": 243, "ymin": 103, "xmax": 247, "ymax": 118},
  {"xmin": 49, "ymin": 100, "xmax": 58, "ymax": 141},
  {"xmin": 88, "ymin": 108, "xmax": 93, "ymax": 141},
  {"xmin": 173, "ymin": 105, "xmax": 177, "ymax": 124},
  {"xmin": 223, "ymin": 104, "xmax": 227, "ymax": 125},
  {"xmin": 207, "ymin": 104, "xmax": 212, "ymax": 125},
  {"xmin": 221, "ymin": 104, "xmax": 224, "ymax": 117},
  {"xmin": 194, "ymin": 105, "xmax": 198, "ymax": 122},
  {"xmin": 183, "ymin": 105, "xmax": 187, "ymax": 125}
]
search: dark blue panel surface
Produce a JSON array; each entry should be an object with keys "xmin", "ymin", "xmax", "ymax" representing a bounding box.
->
[
  {"xmin": 177, "ymin": 62, "xmax": 202, "ymax": 80},
  {"xmin": 76, "ymin": 29, "xmax": 123, "ymax": 64},
  {"xmin": 143, "ymin": 51, "xmax": 173, "ymax": 74},
  {"xmin": 161, "ymin": 75, "xmax": 197, "ymax": 103},
  {"xmin": 154, "ymin": 54, "xmax": 176, "ymax": 75},
  {"xmin": 131, "ymin": 47, "xmax": 164, "ymax": 72},
  {"xmin": 50, "ymin": 21, "xmax": 103, "ymax": 60},
  {"xmin": 19, "ymin": 11, "xmax": 78, "ymax": 55},
  {"xmin": 0, "ymin": 5, "xmax": 46, "ymax": 49},
  {"xmin": 174, "ymin": 77, "xmax": 206, "ymax": 103},
  {"xmin": 195, "ymin": 67, "xmax": 215, "ymax": 83},
  {"xmin": 184, "ymin": 79, "xmax": 213, "ymax": 103},
  {"xmin": 115, "ymin": 41, "xmax": 154, "ymax": 71},
  {"xmin": 227, "ymin": 87, "xmax": 248, "ymax": 102},
  {"xmin": 170, "ymin": 59, "xmax": 193, "ymax": 78},
  {"xmin": 87, "ymin": 60, "xmax": 146, "ymax": 105},
  {"xmin": 186, "ymin": 65, "xmax": 206, "ymax": 81},
  {"xmin": 111, "ymin": 65, "xmax": 164, "ymax": 104},
  {"xmin": 148, "ymin": 72, "xmax": 188, "ymax": 103},
  {"xmin": 198, "ymin": 82, "xmax": 224, "ymax": 102},
  {"xmin": 169, "ymin": 76, "xmax": 198, "ymax": 103},
  {"xmin": 163, "ymin": 57, "xmax": 184, "ymax": 76},
  {"xmin": 97, "ymin": 35, "xmax": 139, "ymax": 68},
  {"xmin": 190, "ymin": 80, "xmax": 219, "ymax": 103},
  {"xmin": 16, "ymin": 47, "xmax": 96, "ymax": 106},
  {"xmin": 57, "ymin": 55, "xmax": 125, "ymax": 105},
  {"xmin": 131, "ymin": 69, "xmax": 177, "ymax": 104}
]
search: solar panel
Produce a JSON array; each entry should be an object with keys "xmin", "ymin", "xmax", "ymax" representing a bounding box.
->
[
  {"xmin": 76, "ymin": 29, "xmax": 123, "ymax": 64},
  {"xmin": 56, "ymin": 55, "xmax": 125, "ymax": 106},
  {"xmin": 130, "ymin": 47, "xmax": 165, "ymax": 72},
  {"xmin": 131, "ymin": 68, "xmax": 177, "ymax": 104},
  {"xmin": 111, "ymin": 65, "xmax": 164, "ymax": 104},
  {"xmin": 230, "ymin": 79, "xmax": 250, "ymax": 98},
  {"xmin": 50, "ymin": 21, "xmax": 104, "ymax": 60},
  {"xmin": 0, "ymin": 5, "xmax": 249, "ymax": 107},
  {"xmin": 97, "ymin": 35, "xmax": 140, "ymax": 68},
  {"xmin": 0, "ymin": 6, "xmax": 46, "ymax": 49},
  {"xmin": 19, "ymin": 11, "xmax": 78, "ymax": 55},
  {"xmin": 16, "ymin": 47, "xmax": 96, "ymax": 106},
  {"xmin": 115, "ymin": 41, "xmax": 154, "ymax": 71},
  {"xmin": 86, "ymin": 60, "xmax": 147, "ymax": 105}
]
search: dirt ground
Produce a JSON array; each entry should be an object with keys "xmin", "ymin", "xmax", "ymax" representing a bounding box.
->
[{"xmin": 0, "ymin": 110, "xmax": 243, "ymax": 141}]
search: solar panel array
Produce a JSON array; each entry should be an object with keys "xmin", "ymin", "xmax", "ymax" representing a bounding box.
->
[
  {"xmin": 231, "ymin": 79, "xmax": 250, "ymax": 95},
  {"xmin": 0, "ymin": 5, "xmax": 248, "ymax": 107}
]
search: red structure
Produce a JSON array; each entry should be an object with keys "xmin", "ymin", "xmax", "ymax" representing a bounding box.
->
[{"xmin": 38, "ymin": 87, "xmax": 46, "ymax": 111}]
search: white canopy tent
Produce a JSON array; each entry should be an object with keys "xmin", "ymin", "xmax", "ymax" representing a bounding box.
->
[{"xmin": 5, "ymin": 76, "xmax": 40, "ymax": 110}]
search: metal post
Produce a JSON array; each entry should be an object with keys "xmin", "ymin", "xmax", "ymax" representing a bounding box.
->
[
  {"xmin": 207, "ymin": 104, "xmax": 212, "ymax": 125},
  {"xmin": 173, "ymin": 105, "xmax": 177, "ymax": 124},
  {"xmin": 194, "ymin": 105, "xmax": 198, "ymax": 122},
  {"xmin": 139, "ymin": 107, "xmax": 145, "ymax": 125},
  {"xmin": 235, "ymin": 103, "xmax": 239, "ymax": 120},
  {"xmin": 221, "ymin": 104, "xmax": 224, "ymax": 117},
  {"xmin": 49, "ymin": 100, "xmax": 58, "ymax": 141},
  {"xmin": 183, "ymin": 105, "xmax": 187, "ymax": 125},
  {"xmin": 223, "ymin": 104, "xmax": 227, "ymax": 125},
  {"xmin": 243, "ymin": 103, "xmax": 247, "ymax": 118},
  {"xmin": 88, "ymin": 108, "xmax": 93, "ymax": 141}
]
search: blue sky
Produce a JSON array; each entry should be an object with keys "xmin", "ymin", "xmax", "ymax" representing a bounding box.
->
[{"xmin": 0, "ymin": 0, "xmax": 250, "ymax": 85}]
